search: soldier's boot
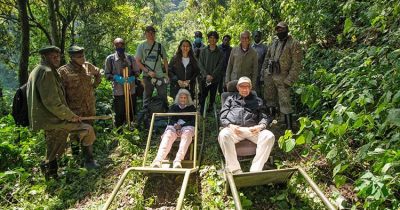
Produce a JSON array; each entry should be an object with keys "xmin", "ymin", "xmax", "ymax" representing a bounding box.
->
[
  {"xmin": 82, "ymin": 145, "xmax": 99, "ymax": 169},
  {"xmin": 284, "ymin": 114, "xmax": 293, "ymax": 130},
  {"xmin": 40, "ymin": 160, "xmax": 59, "ymax": 181},
  {"xmin": 268, "ymin": 106, "xmax": 277, "ymax": 119}
]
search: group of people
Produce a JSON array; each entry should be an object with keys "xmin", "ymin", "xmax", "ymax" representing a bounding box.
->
[{"xmin": 26, "ymin": 21, "xmax": 302, "ymax": 179}]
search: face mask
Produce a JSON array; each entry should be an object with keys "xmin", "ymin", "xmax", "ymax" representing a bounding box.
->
[
  {"xmin": 116, "ymin": 47, "xmax": 125, "ymax": 54},
  {"xmin": 277, "ymin": 31, "xmax": 289, "ymax": 40},
  {"xmin": 194, "ymin": 37, "xmax": 202, "ymax": 44}
]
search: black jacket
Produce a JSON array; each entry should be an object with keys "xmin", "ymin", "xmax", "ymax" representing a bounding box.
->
[
  {"xmin": 168, "ymin": 55, "xmax": 200, "ymax": 92},
  {"xmin": 220, "ymin": 92, "xmax": 269, "ymax": 128},
  {"xmin": 168, "ymin": 104, "xmax": 196, "ymax": 127}
]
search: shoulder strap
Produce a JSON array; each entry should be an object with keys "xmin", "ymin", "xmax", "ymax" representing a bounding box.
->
[
  {"xmin": 145, "ymin": 42, "xmax": 157, "ymax": 59},
  {"xmin": 158, "ymin": 43, "xmax": 163, "ymax": 59}
]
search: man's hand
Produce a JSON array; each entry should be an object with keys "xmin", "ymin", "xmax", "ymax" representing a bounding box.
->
[
  {"xmin": 229, "ymin": 124, "xmax": 241, "ymax": 136},
  {"xmin": 178, "ymin": 80, "xmax": 184, "ymax": 87},
  {"xmin": 206, "ymin": 75, "xmax": 213, "ymax": 82},
  {"xmin": 184, "ymin": 80, "xmax": 190, "ymax": 87},
  {"xmin": 164, "ymin": 76, "xmax": 170, "ymax": 84},
  {"xmin": 70, "ymin": 115, "xmax": 81, "ymax": 123},
  {"xmin": 249, "ymin": 125, "xmax": 263, "ymax": 135},
  {"xmin": 148, "ymin": 70, "xmax": 156, "ymax": 78}
]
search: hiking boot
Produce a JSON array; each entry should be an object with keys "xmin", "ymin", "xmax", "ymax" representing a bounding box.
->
[
  {"xmin": 41, "ymin": 160, "xmax": 59, "ymax": 181},
  {"xmin": 82, "ymin": 145, "xmax": 99, "ymax": 169},
  {"xmin": 284, "ymin": 114, "xmax": 293, "ymax": 130}
]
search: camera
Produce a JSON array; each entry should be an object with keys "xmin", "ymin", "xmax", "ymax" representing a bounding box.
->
[{"xmin": 268, "ymin": 59, "xmax": 281, "ymax": 74}]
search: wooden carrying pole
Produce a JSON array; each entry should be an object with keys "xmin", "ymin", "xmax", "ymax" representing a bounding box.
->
[{"xmin": 123, "ymin": 67, "xmax": 130, "ymax": 128}]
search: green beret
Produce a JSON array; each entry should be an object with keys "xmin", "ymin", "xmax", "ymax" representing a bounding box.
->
[
  {"xmin": 38, "ymin": 45, "xmax": 61, "ymax": 55},
  {"xmin": 67, "ymin": 45, "xmax": 84, "ymax": 54}
]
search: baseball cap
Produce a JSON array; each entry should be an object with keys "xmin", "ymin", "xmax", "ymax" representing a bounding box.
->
[{"xmin": 237, "ymin": 76, "xmax": 252, "ymax": 86}]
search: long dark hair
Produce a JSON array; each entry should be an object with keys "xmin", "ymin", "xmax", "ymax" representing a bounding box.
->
[{"xmin": 173, "ymin": 39, "xmax": 196, "ymax": 68}]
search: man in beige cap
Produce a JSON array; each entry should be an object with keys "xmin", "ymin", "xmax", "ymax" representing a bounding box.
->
[{"xmin": 218, "ymin": 76, "xmax": 275, "ymax": 174}]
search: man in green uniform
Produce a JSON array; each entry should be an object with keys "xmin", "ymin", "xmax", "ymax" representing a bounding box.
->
[
  {"xmin": 27, "ymin": 46, "xmax": 97, "ymax": 180},
  {"xmin": 262, "ymin": 22, "xmax": 303, "ymax": 130},
  {"xmin": 57, "ymin": 46, "xmax": 101, "ymax": 164}
]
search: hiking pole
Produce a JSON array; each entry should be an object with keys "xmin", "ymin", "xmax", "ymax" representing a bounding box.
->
[
  {"xmin": 123, "ymin": 67, "xmax": 130, "ymax": 129},
  {"xmin": 80, "ymin": 115, "xmax": 113, "ymax": 121}
]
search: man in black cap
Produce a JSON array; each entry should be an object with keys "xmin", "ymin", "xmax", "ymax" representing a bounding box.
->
[
  {"xmin": 105, "ymin": 38, "xmax": 140, "ymax": 128},
  {"xmin": 135, "ymin": 26, "xmax": 169, "ymax": 111},
  {"xmin": 262, "ymin": 21, "xmax": 303, "ymax": 130},
  {"xmin": 193, "ymin": 31, "xmax": 206, "ymax": 58},
  {"xmin": 27, "ymin": 45, "xmax": 97, "ymax": 180},
  {"xmin": 57, "ymin": 46, "xmax": 102, "ymax": 164}
]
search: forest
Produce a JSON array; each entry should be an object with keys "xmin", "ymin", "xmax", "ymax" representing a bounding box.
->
[{"xmin": 0, "ymin": 0, "xmax": 399, "ymax": 209}]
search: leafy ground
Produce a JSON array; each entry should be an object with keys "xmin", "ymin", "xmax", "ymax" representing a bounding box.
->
[{"xmin": 0, "ymin": 82, "xmax": 333, "ymax": 209}]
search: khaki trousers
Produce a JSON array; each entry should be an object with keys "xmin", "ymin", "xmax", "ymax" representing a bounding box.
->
[
  {"xmin": 218, "ymin": 127, "xmax": 275, "ymax": 172},
  {"xmin": 45, "ymin": 122, "xmax": 95, "ymax": 162}
]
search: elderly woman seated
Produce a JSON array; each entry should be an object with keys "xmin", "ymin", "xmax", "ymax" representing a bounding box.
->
[{"xmin": 151, "ymin": 88, "xmax": 196, "ymax": 168}]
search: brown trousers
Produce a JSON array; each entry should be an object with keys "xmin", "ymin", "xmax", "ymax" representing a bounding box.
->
[{"xmin": 45, "ymin": 122, "xmax": 95, "ymax": 162}]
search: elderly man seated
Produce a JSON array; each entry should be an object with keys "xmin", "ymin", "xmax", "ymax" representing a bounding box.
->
[{"xmin": 218, "ymin": 76, "xmax": 275, "ymax": 174}]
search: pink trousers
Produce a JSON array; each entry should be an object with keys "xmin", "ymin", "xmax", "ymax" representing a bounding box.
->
[{"xmin": 154, "ymin": 125, "xmax": 195, "ymax": 162}]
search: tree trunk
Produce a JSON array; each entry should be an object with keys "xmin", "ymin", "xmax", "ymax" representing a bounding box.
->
[
  {"xmin": 17, "ymin": 0, "xmax": 30, "ymax": 86},
  {"xmin": 47, "ymin": 0, "xmax": 59, "ymax": 45}
]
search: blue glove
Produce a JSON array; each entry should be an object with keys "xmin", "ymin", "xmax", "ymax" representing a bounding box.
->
[
  {"xmin": 113, "ymin": 75, "xmax": 125, "ymax": 85},
  {"xmin": 127, "ymin": 76, "xmax": 135, "ymax": 83}
]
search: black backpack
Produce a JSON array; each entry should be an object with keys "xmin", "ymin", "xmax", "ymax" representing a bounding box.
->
[
  {"xmin": 11, "ymin": 84, "xmax": 29, "ymax": 127},
  {"xmin": 137, "ymin": 96, "xmax": 168, "ymax": 131}
]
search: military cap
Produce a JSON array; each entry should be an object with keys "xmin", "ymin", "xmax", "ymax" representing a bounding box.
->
[
  {"xmin": 276, "ymin": 21, "xmax": 289, "ymax": 29},
  {"xmin": 145, "ymin": 25, "xmax": 156, "ymax": 33},
  {"xmin": 67, "ymin": 45, "xmax": 84, "ymax": 54},
  {"xmin": 38, "ymin": 45, "xmax": 61, "ymax": 55}
]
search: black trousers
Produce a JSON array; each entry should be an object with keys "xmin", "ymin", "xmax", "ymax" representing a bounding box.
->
[
  {"xmin": 113, "ymin": 94, "xmax": 137, "ymax": 127},
  {"xmin": 199, "ymin": 81, "xmax": 218, "ymax": 114}
]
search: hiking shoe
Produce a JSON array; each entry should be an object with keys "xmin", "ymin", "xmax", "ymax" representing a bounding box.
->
[
  {"xmin": 173, "ymin": 161, "xmax": 182, "ymax": 168},
  {"xmin": 150, "ymin": 161, "xmax": 162, "ymax": 168}
]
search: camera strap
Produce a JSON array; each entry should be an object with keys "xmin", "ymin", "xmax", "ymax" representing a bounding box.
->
[{"xmin": 272, "ymin": 38, "xmax": 288, "ymax": 61}]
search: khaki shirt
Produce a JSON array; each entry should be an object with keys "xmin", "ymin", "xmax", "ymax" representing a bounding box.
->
[
  {"xmin": 57, "ymin": 62, "xmax": 101, "ymax": 116},
  {"xmin": 262, "ymin": 36, "xmax": 303, "ymax": 86}
]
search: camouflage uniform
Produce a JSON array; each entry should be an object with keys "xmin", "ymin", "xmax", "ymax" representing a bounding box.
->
[
  {"xmin": 57, "ymin": 62, "xmax": 101, "ymax": 144},
  {"xmin": 262, "ymin": 35, "xmax": 303, "ymax": 114},
  {"xmin": 26, "ymin": 47, "xmax": 96, "ymax": 163}
]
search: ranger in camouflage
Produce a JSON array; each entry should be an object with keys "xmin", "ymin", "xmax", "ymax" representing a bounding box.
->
[
  {"xmin": 262, "ymin": 22, "xmax": 303, "ymax": 130},
  {"xmin": 57, "ymin": 45, "xmax": 101, "ymax": 168}
]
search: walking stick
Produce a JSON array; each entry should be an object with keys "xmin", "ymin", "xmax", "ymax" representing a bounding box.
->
[
  {"xmin": 123, "ymin": 67, "xmax": 130, "ymax": 129},
  {"xmin": 80, "ymin": 115, "xmax": 113, "ymax": 121}
]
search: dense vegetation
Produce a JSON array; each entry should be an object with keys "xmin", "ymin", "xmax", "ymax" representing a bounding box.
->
[{"xmin": 0, "ymin": 0, "xmax": 399, "ymax": 209}]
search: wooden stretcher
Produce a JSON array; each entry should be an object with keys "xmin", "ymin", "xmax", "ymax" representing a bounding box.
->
[
  {"xmin": 102, "ymin": 112, "xmax": 202, "ymax": 210},
  {"xmin": 224, "ymin": 136, "xmax": 337, "ymax": 210}
]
